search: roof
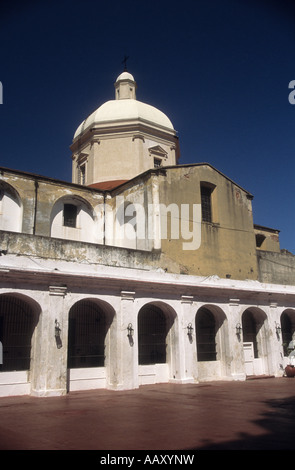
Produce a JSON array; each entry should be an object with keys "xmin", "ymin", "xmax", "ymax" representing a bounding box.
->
[
  {"xmin": 73, "ymin": 99, "xmax": 175, "ymax": 140},
  {"xmin": 116, "ymin": 71, "xmax": 135, "ymax": 82}
]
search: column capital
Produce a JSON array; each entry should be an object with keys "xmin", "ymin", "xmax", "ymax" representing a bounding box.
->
[
  {"xmin": 181, "ymin": 295, "xmax": 194, "ymax": 304},
  {"xmin": 121, "ymin": 291, "xmax": 135, "ymax": 301},
  {"xmin": 270, "ymin": 302, "xmax": 278, "ymax": 308},
  {"xmin": 49, "ymin": 285, "xmax": 67, "ymax": 297}
]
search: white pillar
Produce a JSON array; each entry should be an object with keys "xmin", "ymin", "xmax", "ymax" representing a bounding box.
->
[
  {"xmin": 228, "ymin": 299, "xmax": 246, "ymax": 381},
  {"xmin": 151, "ymin": 175, "xmax": 161, "ymax": 250},
  {"xmin": 109, "ymin": 291, "xmax": 138, "ymax": 390},
  {"xmin": 180, "ymin": 295, "xmax": 198, "ymax": 383},
  {"xmin": 31, "ymin": 286, "xmax": 68, "ymax": 396}
]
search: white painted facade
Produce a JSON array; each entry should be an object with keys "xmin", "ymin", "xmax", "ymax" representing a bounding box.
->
[{"xmin": 0, "ymin": 250, "xmax": 294, "ymax": 397}]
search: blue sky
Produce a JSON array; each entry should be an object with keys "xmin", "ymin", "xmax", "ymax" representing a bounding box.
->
[{"xmin": 0, "ymin": 0, "xmax": 295, "ymax": 252}]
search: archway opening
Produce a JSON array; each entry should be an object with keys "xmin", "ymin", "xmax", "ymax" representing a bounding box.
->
[
  {"xmin": 281, "ymin": 310, "xmax": 295, "ymax": 356},
  {"xmin": 195, "ymin": 307, "xmax": 217, "ymax": 362},
  {"xmin": 138, "ymin": 304, "xmax": 167, "ymax": 365},
  {"xmin": 67, "ymin": 299, "xmax": 115, "ymax": 392},
  {"xmin": 242, "ymin": 309, "xmax": 259, "ymax": 358},
  {"xmin": 0, "ymin": 295, "xmax": 38, "ymax": 372},
  {"xmin": 68, "ymin": 300, "xmax": 107, "ymax": 369},
  {"xmin": 242, "ymin": 307, "xmax": 268, "ymax": 376}
]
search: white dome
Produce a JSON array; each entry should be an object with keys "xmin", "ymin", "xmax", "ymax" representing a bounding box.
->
[
  {"xmin": 116, "ymin": 71, "xmax": 135, "ymax": 82},
  {"xmin": 73, "ymin": 99, "xmax": 174, "ymax": 140}
]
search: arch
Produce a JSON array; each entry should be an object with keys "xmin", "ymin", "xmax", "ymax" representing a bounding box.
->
[
  {"xmin": 195, "ymin": 307, "xmax": 216, "ymax": 361},
  {"xmin": 0, "ymin": 181, "xmax": 23, "ymax": 232},
  {"xmin": 241, "ymin": 307, "xmax": 269, "ymax": 376},
  {"xmin": 50, "ymin": 195, "xmax": 96, "ymax": 243},
  {"xmin": 67, "ymin": 298, "xmax": 114, "ymax": 369},
  {"xmin": 281, "ymin": 309, "xmax": 295, "ymax": 356},
  {"xmin": 137, "ymin": 301, "xmax": 176, "ymax": 366},
  {"xmin": 195, "ymin": 304, "xmax": 226, "ymax": 362},
  {"xmin": 242, "ymin": 307, "xmax": 267, "ymax": 359},
  {"xmin": 0, "ymin": 293, "xmax": 40, "ymax": 372}
]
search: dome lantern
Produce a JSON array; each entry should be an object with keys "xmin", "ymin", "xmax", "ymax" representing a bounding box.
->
[{"xmin": 114, "ymin": 72, "xmax": 137, "ymax": 100}]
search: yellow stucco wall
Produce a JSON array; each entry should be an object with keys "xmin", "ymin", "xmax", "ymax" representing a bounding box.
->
[{"xmin": 157, "ymin": 165, "xmax": 258, "ymax": 280}]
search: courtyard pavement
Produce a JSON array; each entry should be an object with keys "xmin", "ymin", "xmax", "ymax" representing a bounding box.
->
[{"xmin": 0, "ymin": 377, "xmax": 295, "ymax": 453}]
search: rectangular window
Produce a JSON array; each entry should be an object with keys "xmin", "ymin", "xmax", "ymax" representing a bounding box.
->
[
  {"xmin": 201, "ymin": 186, "xmax": 212, "ymax": 222},
  {"xmin": 64, "ymin": 204, "xmax": 77, "ymax": 228},
  {"xmin": 154, "ymin": 158, "xmax": 162, "ymax": 168},
  {"xmin": 78, "ymin": 164, "xmax": 86, "ymax": 185}
]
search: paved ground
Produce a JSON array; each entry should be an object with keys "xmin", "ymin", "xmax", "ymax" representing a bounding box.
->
[{"xmin": 0, "ymin": 377, "xmax": 295, "ymax": 451}]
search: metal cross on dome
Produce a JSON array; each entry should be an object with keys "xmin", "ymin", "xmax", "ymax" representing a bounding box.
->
[{"xmin": 122, "ymin": 55, "xmax": 129, "ymax": 71}]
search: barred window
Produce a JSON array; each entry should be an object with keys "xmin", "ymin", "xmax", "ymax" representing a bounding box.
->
[
  {"xmin": 138, "ymin": 305, "xmax": 167, "ymax": 365},
  {"xmin": 196, "ymin": 308, "xmax": 217, "ymax": 362},
  {"xmin": 201, "ymin": 185, "xmax": 213, "ymax": 223},
  {"xmin": 0, "ymin": 296, "xmax": 36, "ymax": 371},
  {"xmin": 68, "ymin": 300, "xmax": 106, "ymax": 368}
]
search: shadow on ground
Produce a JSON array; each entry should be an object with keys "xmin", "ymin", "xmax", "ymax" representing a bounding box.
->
[{"xmin": 195, "ymin": 394, "xmax": 295, "ymax": 450}]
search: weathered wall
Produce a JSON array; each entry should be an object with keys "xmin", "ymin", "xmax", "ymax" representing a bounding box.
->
[
  {"xmin": 157, "ymin": 164, "xmax": 258, "ymax": 280},
  {"xmin": 0, "ymin": 230, "xmax": 162, "ymax": 271},
  {"xmin": 257, "ymin": 250, "xmax": 295, "ymax": 286},
  {"xmin": 0, "ymin": 168, "xmax": 104, "ymax": 238},
  {"xmin": 254, "ymin": 225, "xmax": 281, "ymax": 253}
]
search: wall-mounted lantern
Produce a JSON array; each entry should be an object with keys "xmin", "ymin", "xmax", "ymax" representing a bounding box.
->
[
  {"xmin": 275, "ymin": 322, "xmax": 281, "ymax": 339},
  {"xmin": 236, "ymin": 323, "xmax": 242, "ymax": 340},
  {"xmin": 127, "ymin": 323, "xmax": 134, "ymax": 346},
  {"xmin": 187, "ymin": 323, "xmax": 193, "ymax": 343},
  {"xmin": 55, "ymin": 319, "xmax": 62, "ymax": 349}
]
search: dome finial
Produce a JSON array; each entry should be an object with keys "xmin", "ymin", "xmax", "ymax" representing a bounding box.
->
[{"xmin": 122, "ymin": 54, "xmax": 129, "ymax": 72}]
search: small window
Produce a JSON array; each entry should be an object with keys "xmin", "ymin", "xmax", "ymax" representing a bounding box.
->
[
  {"xmin": 201, "ymin": 185, "xmax": 213, "ymax": 222},
  {"xmin": 78, "ymin": 164, "xmax": 86, "ymax": 185},
  {"xmin": 64, "ymin": 204, "xmax": 78, "ymax": 228},
  {"xmin": 154, "ymin": 158, "xmax": 162, "ymax": 168},
  {"xmin": 256, "ymin": 234, "xmax": 266, "ymax": 248}
]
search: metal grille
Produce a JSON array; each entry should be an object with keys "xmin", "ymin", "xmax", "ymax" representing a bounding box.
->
[
  {"xmin": 68, "ymin": 300, "xmax": 106, "ymax": 368},
  {"xmin": 196, "ymin": 308, "xmax": 217, "ymax": 362},
  {"xmin": 0, "ymin": 296, "xmax": 35, "ymax": 371},
  {"xmin": 201, "ymin": 186, "xmax": 212, "ymax": 223},
  {"xmin": 138, "ymin": 305, "xmax": 167, "ymax": 365}
]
